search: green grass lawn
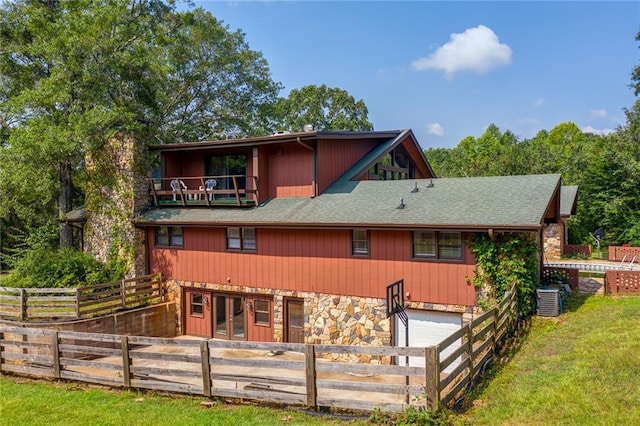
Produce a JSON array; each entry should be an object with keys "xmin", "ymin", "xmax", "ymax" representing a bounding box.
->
[
  {"xmin": 0, "ymin": 377, "xmax": 370, "ymax": 426},
  {"xmin": 452, "ymin": 293, "xmax": 640, "ymax": 425}
]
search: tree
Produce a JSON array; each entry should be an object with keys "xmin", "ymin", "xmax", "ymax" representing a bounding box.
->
[
  {"xmin": 268, "ymin": 84, "xmax": 373, "ymax": 132},
  {"xmin": 0, "ymin": 1, "xmax": 281, "ymax": 254}
]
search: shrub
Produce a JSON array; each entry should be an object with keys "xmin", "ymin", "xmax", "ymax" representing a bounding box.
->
[{"xmin": 4, "ymin": 248, "xmax": 123, "ymax": 288}]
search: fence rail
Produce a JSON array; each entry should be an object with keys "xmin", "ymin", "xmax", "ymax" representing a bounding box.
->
[
  {"xmin": 0, "ymin": 274, "xmax": 163, "ymax": 321},
  {"xmin": 0, "ymin": 286, "xmax": 520, "ymax": 413}
]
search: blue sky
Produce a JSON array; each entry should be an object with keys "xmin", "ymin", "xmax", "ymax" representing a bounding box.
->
[{"xmin": 194, "ymin": 1, "xmax": 639, "ymax": 149}]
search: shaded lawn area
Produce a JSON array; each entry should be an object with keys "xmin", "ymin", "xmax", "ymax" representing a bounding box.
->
[
  {"xmin": 452, "ymin": 293, "xmax": 640, "ymax": 425},
  {"xmin": 0, "ymin": 377, "xmax": 368, "ymax": 426}
]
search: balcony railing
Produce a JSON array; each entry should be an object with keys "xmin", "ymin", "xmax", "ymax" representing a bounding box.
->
[{"xmin": 150, "ymin": 176, "xmax": 258, "ymax": 207}]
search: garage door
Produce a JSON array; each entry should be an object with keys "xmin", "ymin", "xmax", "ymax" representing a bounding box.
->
[{"xmin": 395, "ymin": 309, "xmax": 462, "ymax": 372}]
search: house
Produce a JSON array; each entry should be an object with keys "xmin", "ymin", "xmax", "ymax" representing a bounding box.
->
[{"xmin": 133, "ymin": 129, "xmax": 563, "ymax": 357}]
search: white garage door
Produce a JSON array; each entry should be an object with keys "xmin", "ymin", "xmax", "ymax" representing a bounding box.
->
[{"xmin": 395, "ymin": 309, "xmax": 462, "ymax": 372}]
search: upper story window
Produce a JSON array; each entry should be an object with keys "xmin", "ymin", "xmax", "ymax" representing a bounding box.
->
[
  {"xmin": 367, "ymin": 146, "xmax": 415, "ymax": 181},
  {"xmin": 413, "ymin": 231, "xmax": 462, "ymax": 260},
  {"xmin": 352, "ymin": 229, "xmax": 369, "ymax": 256},
  {"xmin": 227, "ymin": 227, "xmax": 256, "ymax": 251},
  {"xmin": 155, "ymin": 226, "xmax": 183, "ymax": 247}
]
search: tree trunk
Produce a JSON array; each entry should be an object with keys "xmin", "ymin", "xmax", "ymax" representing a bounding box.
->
[{"xmin": 58, "ymin": 160, "xmax": 74, "ymax": 248}]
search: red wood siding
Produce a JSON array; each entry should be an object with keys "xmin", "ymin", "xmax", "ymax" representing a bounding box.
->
[
  {"xmin": 257, "ymin": 146, "xmax": 270, "ymax": 203},
  {"xmin": 149, "ymin": 228, "xmax": 477, "ymax": 307},
  {"xmin": 317, "ymin": 138, "xmax": 378, "ymax": 194},
  {"xmin": 267, "ymin": 145, "xmax": 314, "ymax": 198}
]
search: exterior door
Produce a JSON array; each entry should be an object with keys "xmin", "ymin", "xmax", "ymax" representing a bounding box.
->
[
  {"xmin": 285, "ymin": 299, "xmax": 305, "ymax": 343},
  {"xmin": 213, "ymin": 294, "xmax": 246, "ymax": 341},
  {"xmin": 184, "ymin": 289, "xmax": 212, "ymax": 337}
]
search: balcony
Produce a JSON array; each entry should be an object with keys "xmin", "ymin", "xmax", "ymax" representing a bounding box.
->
[{"xmin": 150, "ymin": 176, "xmax": 258, "ymax": 207}]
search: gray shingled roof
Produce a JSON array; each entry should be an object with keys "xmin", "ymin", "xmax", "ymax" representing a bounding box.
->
[
  {"xmin": 560, "ymin": 185, "xmax": 578, "ymax": 217},
  {"xmin": 136, "ymin": 174, "xmax": 561, "ymax": 231}
]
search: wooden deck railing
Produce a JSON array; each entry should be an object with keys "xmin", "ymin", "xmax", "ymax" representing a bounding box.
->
[
  {"xmin": 0, "ymin": 274, "xmax": 163, "ymax": 321},
  {"xmin": 150, "ymin": 176, "xmax": 259, "ymax": 207},
  {"xmin": 0, "ymin": 285, "xmax": 520, "ymax": 413}
]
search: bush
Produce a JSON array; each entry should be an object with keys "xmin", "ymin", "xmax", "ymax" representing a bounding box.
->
[{"xmin": 4, "ymin": 248, "xmax": 123, "ymax": 288}]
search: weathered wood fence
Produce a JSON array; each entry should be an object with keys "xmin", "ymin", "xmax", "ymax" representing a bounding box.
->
[
  {"xmin": 0, "ymin": 286, "xmax": 519, "ymax": 413},
  {"xmin": 0, "ymin": 274, "xmax": 163, "ymax": 321}
]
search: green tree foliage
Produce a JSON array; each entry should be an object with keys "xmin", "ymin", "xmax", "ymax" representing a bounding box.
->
[
  {"xmin": 268, "ymin": 84, "xmax": 374, "ymax": 132},
  {"xmin": 0, "ymin": 1, "xmax": 280, "ymax": 258},
  {"xmin": 4, "ymin": 248, "xmax": 119, "ymax": 288}
]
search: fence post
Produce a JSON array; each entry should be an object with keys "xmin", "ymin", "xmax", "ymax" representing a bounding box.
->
[
  {"xmin": 121, "ymin": 280, "xmax": 127, "ymax": 309},
  {"xmin": 304, "ymin": 344, "xmax": 317, "ymax": 409},
  {"xmin": 121, "ymin": 335, "xmax": 131, "ymax": 388},
  {"xmin": 0, "ymin": 330, "xmax": 4, "ymax": 374},
  {"xmin": 19, "ymin": 288, "xmax": 27, "ymax": 321},
  {"xmin": 466, "ymin": 323, "xmax": 473, "ymax": 381},
  {"xmin": 492, "ymin": 307, "xmax": 499, "ymax": 356},
  {"xmin": 200, "ymin": 340, "xmax": 211, "ymax": 397},
  {"xmin": 75, "ymin": 288, "xmax": 81, "ymax": 319},
  {"xmin": 52, "ymin": 331, "xmax": 61, "ymax": 379},
  {"xmin": 424, "ymin": 345, "xmax": 440, "ymax": 411}
]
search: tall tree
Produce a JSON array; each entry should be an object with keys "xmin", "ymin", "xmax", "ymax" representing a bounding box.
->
[
  {"xmin": 0, "ymin": 1, "xmax": 281, "ymax": 252},
  {"xmin": 269, "ymin": 84, "xmax": 373, "ymax": 132}
]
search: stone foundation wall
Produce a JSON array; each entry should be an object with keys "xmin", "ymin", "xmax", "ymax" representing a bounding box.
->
[{"xmin": 168, "ymin": 280, "xmax": 477, "ymax": 362}]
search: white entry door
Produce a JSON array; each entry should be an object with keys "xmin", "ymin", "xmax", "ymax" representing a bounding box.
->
[{"xmin": 395, "ymin": 309, "xmax": 462, "ymax": 372}]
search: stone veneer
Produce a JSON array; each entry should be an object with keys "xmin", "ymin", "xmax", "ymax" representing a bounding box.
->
[
  {"xmin": 167, "ymin": 280, "xmax": 477, "ymax": 363},
  {"xmin": 84, "ymin": 134, "xmax": 151, "ymax": 277},
  {"xmin": 543, "ymin": 221, "xmax": 565, "ymax": 261}
]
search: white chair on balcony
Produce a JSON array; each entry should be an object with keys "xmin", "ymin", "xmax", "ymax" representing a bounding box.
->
[
  {"xmin": 170, "ymin": 179, "xmax": 187, "ymax": 202},
  {"xmin": 204, "ymin": 179, "xmax": 217, "ymax": 201}
]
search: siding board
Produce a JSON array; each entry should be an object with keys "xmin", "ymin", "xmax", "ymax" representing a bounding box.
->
[{"xmin": 149, "ymin": 228, "xmax": 476, "ymax": 306}]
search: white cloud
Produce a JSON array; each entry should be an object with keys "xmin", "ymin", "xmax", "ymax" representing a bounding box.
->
[
  {"xmin": 412, "ymin": 25, "xmax": 512, "ymax": 76},
  {"xmin": 581, "ymin": 125, "xmax": 614, "ymax": 136},
  {"xmin": 427, "ymin": 123, "xmax": 444, "ymax": 136},
  {"xmin": 590, "ymin": 109, "xmax": 607, "ymax": 118},
  {"xmin": 533, "ymin": 98, "xmax": 544, "ymax": 107}
]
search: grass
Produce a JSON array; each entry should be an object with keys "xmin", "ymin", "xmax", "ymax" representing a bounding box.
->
[
  {"xmin": 0, "ymin": 377, "xmax": 370, "ymax": 426},
  {"xmin": 452, "ymin": 293, "xmax": 640, "ymax": 425}
]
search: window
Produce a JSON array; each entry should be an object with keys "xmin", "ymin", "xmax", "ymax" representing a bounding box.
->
[
  {"xmin": 352, "ymin": 229, "xmax": 369, "ymax": 256},
  {"xmin": 413, "ymin": 231, "xmax": 462, "ymax": 260},
  {"xmin": 155, "ymin": 226, "xmax": 183, "ymax": 247},
  {"xmin": 190, "ymin": 293, "xmax": 204, "ymax": 317},
  {"xmin": 254, "ymin": 299, "xmax": 271, "ymax": 326},
  {"xmin": 227, "ymin": 227, "xmax": 256, "ymax": 251}
]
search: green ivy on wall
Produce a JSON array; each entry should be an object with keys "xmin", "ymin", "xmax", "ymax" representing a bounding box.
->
[{"xmin": 470, "ymin": 232, "xmax": 540, "ymax": 316}]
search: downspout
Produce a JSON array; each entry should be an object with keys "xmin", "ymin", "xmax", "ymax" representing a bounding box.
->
[{"xmin": 297, "ymin": 137, "xmax": 317, "ymax": 197}]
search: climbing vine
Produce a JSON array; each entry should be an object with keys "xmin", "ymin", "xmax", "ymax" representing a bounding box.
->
[{"xmin": 470, "ymin": 232, "xmax": 540, "ymax": 317}]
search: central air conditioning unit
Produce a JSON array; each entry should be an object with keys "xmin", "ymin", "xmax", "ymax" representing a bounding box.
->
[{"xmin": 536, "ymin": 288, "xmax": 561, "ymax": 317}]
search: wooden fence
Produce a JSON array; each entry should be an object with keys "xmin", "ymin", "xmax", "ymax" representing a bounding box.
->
[
  {"xmin": 605, "ymin": 270, "xmax": 640, "ymax": 294},
  {"xmin": 0, "ymin": 274, "xmax": 163, "ymax": 321},
  {"xmin": 0, "ymin": 286, "xmax": 519, "ymax": 413}
]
